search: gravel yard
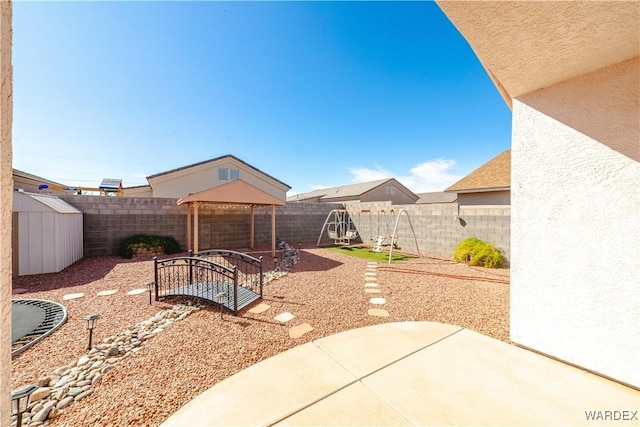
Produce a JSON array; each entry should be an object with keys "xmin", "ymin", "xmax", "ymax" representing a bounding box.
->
[{"xmin": 12, "ymin": 245, "xmax": 509, "ymax": 426}]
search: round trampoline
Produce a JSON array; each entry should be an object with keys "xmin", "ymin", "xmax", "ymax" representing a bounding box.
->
[{"xmin": 12, "ymin": 299, "xmax": 67, "ymax": 357}]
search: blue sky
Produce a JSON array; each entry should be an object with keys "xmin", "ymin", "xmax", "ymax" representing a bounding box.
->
[{"xmin": 13, "ymin": 1, "xmax": 511, "ymax": 195}]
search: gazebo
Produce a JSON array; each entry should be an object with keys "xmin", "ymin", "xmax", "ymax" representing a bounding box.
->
[{"xmin": 176, "ymin": 180, "xmax": 284, "ymax": 256}]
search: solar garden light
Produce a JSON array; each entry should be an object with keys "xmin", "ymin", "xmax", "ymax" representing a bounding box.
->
[
  {"xmin": 273, "ymin": 256, "xmax": 278, "ymax": 270},
  {"xmin": 146, "ymin": 281, "xmax": 155, "ymax": 305},
  {"xmin": 11, "ymin": 384, "xmax": 38, "ymax": 426},
  {"xmin": 216, "ymin": 292, "xmax": 227, "ymax": 319},
  {"xmin": 84, "ymin": 313, "xmax": 100, "ymax": 350}
]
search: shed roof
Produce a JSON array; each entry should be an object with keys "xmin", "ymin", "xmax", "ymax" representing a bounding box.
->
[
  {"xmin": 177, "ymin": 180, "xmax": 285, "ymax": 206},
  {"xmin": 15, "ymin": 192, "xmax": 81, "ymax": 214},
  {"xmin": 445, "ymin": 150, "xmax": 511, "ymax": 193}
]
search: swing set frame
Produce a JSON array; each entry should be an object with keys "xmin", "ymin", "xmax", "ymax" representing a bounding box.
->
[{"xmin": 317, "ymin": 207, "xmax": 420, "ymax": 264}]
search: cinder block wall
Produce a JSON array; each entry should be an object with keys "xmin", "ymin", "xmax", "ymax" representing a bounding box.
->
[
  {"xmin": 59, "ymin": 196, "xmax": 187, "ymax": 257},
  {"xmin": 59, "ymin": 196, "xmax": 510, "ymax": 261},
  {"xmin": 345, "ymin": 201, "xmax": 510, "ymax": 262}
]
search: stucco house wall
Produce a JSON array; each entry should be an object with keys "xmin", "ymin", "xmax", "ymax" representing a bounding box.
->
[
  {"xmin": 149, "ymin": 157, "xmax": 288, "ymax": 200},
  {"xmin": 511, "ymin": 57, "xmax": 640, "ymax": 387}
]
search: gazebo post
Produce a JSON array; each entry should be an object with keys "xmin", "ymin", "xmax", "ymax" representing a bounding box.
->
[
  {"xmin": 271, "ymin": 204, "xmax": 276, "ymax": 257},
  {"xmin": 250, "ymin": 205, "xmax": 255, "ymax": 249},
  {"xmin": 194, "ymin": 202, "xmax": 199, "ymax": 253},
  {"xmin": 186, "ymin": 204, "xmax": 192, "ymax": 251}
]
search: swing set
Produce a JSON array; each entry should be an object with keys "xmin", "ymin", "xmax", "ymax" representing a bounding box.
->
[
  {"xmin": 317, "ymin": 208, "xmax": 420, "ymax": 264},
  {"xmin": 316, "ymin": 209, "xmax": 359, "ymax": 246}
]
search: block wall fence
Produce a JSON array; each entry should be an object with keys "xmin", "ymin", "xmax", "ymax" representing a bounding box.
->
[{"xmin": 59, "ymin": 196, "xmax": 510, "ymax": 261}]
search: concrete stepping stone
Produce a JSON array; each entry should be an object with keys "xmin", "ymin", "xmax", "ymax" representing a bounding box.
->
[
  {"xmin": 366, "ymin": 262, "xmax": 377, "ymax": 266},
  {"xmin": 364, "ymin": 272, "xmax": 376, "ymax": 277},
  {"xmin": 96, "ymin": 290, "xmax": 118, "ymax": 296},
  {"xmin": 274, "ymin": 312, "xmax": 295, "ymax": 323},
  {"xmin": 365, "ymin": 283, "xmax": 379, "ymax": 288},
  {"xmin": 365, "ymin": 289, "xmax": 382, "ymax": 294},
  {"xmin": 365, "ymin": 277, "xmax": 378, "ymax": 282},
  {"xmin": 289, "ymin": 323, "xmax": 314, "ymax": 339},
  {"xmin": 368, "ymin": 308, "xmax": 389, "ymax": 317},
  {"xmin": 127, "ymin": 288, "xmax": 147, "ymax": 296},
  {"xmin": 248, "ymin": 303, "xmax": 271, "ymax": 314},
  {"xmin": 369, "ymin": 297, "xmax": 386, "ymax": 305},
  {"xmin": 63, "ymin": 293, "xmax": 84, "ymax": 300}
]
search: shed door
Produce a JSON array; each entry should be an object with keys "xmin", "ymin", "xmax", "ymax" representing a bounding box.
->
[{"xmin": 12, "ymin": 212, "xmax": 18, "ymax": 278}]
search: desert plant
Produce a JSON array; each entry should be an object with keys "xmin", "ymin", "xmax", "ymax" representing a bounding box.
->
[
  {"xmin": 118, "ymin": 234, "xmax": 181, "ymax": 259},
  {"xmin": 453, "ymin": 237, "xmax": 503, "ymax": 268}
]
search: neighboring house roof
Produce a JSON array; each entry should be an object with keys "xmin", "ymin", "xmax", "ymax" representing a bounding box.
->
[
  {"xmin": 288, "ymin": 178, "xmax": 418, "ymax": 202},
  {"xmin": 13, "ymin": 168, "xmax": 67, "ymax": 187},
  {"xmin": 177, "ymin": 179, "xmax": 285, "ymax": 206},
  {"xmin": 147, "ymin": 154, "xmax": 291, "ymax": 190},
  {"xmin": 445, "ymin": 150, "xmax": 511, "ymax": 193},
  {"xmin": 416, "ymin": 191, "xmax": 458, "ymax": 204}
]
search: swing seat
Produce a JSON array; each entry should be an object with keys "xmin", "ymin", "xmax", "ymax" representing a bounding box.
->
[
  {"xmin": 345, "ymin": 230, "xmax": 358, "ymax": 239},
  {"xmin": 327, "ymin": 230, "xmax": 338, "ymax": 239}
]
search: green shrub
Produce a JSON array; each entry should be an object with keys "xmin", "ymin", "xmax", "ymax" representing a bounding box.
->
[
  {"xmin": 118, "ymin": 234, "xmax": 181, "ymax": 259},
  {"xmin": 453, "ymin": 237, "xmax": 503, "ymax": 268}
]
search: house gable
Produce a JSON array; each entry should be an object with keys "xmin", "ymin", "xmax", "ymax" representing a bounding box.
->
[{"xmin": 147, "ymin": 155, "xmax": 290, "ymax": 201}]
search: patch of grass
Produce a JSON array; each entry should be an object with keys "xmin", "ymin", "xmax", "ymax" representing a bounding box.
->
[
  {"xmin": 452, "ymin": 237, "xmax": 504, "ymax": 268},
  {"xmin": 324, "ymin": 245, "xmax": 413, "ymax": 263}
]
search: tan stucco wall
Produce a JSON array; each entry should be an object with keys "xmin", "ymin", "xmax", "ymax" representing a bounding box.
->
[
  {"xmin": 0, "ymin": 1, "xmax": 11, "ymax": 422},
  {"xmin": 150, "ymin": 158, "xmax": 287, "ymax": 201},
  {"xmin": 457, "ymin": 190, "xmax": 510, "ymax": 207},
  {"xmin": 122, "ymin": 186, "xmax": 153, "ymax": 197},
  {"xmin": 511, "ymin": 58, "xmax": 640, "ymax": 387}
]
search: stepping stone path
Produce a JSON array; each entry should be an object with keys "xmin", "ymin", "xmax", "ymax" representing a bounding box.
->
[
  {"xmin": 368, "ymin": 308, "xmax": 389, "ymax": 317},
  {"xmin": 11, "ymin": 304, "xmax": 199, "ymax": 427},
  {"xmin": 96, "ymin": 290, "xmax": 118, "ymax": 296},
  {"xmin": 364, "ymin": 262, "xmax": 391, "ymax": 317},
  {"xmin": 127, "ymin": 289, "xmax": 147, "ymax": 296},
  {"xmin": 62, "ymin": 293, "xmax": 84, "ymax": 301},
  {"xmin": 248, "ymin": 303, "xmax": 271, "ymax": 314},
  {"xmin": 274, "ymin": 312, "xmax": 295, "ymax": 323},
  {"xmin": 289, "ymin": 323, "xmax": 314, "ymax": 339}
]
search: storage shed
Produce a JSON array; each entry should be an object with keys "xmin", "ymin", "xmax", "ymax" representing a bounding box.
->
[{"xmin": 12, "ymin": 191, "xmax": 83, "ymax": 276}]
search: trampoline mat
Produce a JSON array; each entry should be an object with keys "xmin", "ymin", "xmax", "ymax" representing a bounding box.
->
[
  {"xmin": 11, "ymin": 299, "xmax": 68, "ymax": 356},
  {"xmin": 12, "ymin": 302, "xmax": 46, "ymax": 343}
]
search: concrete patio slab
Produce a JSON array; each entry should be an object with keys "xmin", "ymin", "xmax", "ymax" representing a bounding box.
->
[
  {"xmin": 161, "ymin": 342, "xmax": 357, "ymax": 427},
  {"xmin": 160, "ymin": 322, "xmax": 639, "ymax": 427},
  {"xmin": 274, "ymin": 381, "xmax": 412, "ymax": 426},
  {"xmin": 362, "ymin": 328, "xmax": 640, "ymax": 426},
  {"xmin": 314, "ymin": 322, "xmax": 461, "ymax": 378}
]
